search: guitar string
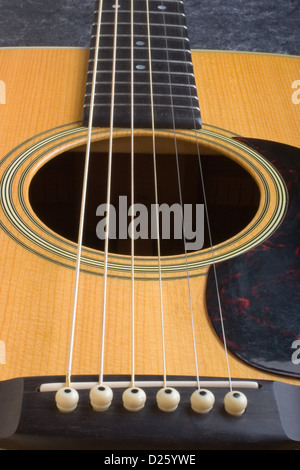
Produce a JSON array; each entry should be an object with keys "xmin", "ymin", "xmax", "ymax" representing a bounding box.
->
[
  {"xmin": 158, "ymin": 0, "xmax": 233, "ymax": 392},
  {"xmin": 176, "ymin": 12, "xmax": 233, "ymax": 391},
  {"xmin": 66, "ymin": 0, "xmax": 232, "ymax": 392},
  {"xmin": 188, "ymin": 61, "xmax": 234, "ymax": 392},
  {"xmin": 196, "ymin": 144, "xmax": 233, "ymax": 391},
  {"xmin": 146, "ymin": 0, "xmax": 167, "ymax": 388},
  {"xmin": 130, "ymin": 0, "xmax": 136, "ymax": 387},
  {"xmin": 160, "ymin": 1, "xmax": 200, "ymax": 390},
  {"xmin": 65, "ymin": 0, "xmax": 104, "ymax": 388},
  {"xmin": 102, "ymin": 3, "xmax": 235, "ymax": 395},
  {"xmin": 98, "ymin": 0, "xmax": 120, "ymax": 386}
]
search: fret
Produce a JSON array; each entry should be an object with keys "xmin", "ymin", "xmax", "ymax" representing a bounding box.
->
[
  {"xmin": 93, "ymin": 13, "xmax": 186, "ymax": 26},
  {"xmin": 82, "ymin": 0, "xmax": 201, "ymax": 129},
  {"xmin": 91, "ymin": 34, "xmax": 188, "ymax": 40},
  {"xmin": 98, "ymin": 10, "xmax": 186, "ymax": 18},
  {"xmin": 84, "ymin": 103, "xmax": 200, "ymax": 111},
  {"xmin": 90, "ymin": 36, "xmax": 190, "ymax": 50},
  {"xmin": 92, "ymin": 22, "xmax": 187, "ymax": 30},
  {"xmin": 94, "ymin": 1, "xmax": 184, "ymax": 9},
  {"xmin": 92, "ymin": 1, "xmax": 185, "ymax": 20},
  {"xmin": 89, "ymin": 49, "xmax": 192, "ymax": 61},
  {"xmin": 85, "ymin": 82, "xmax": 198, "ymax": 96},
  {"xmin": 83, "ymin": 86, "xmax": 200, "ymax": 108},
  {"xmin": 83, "ymin": 103, "xmax": 200, "ymax": 129},
  {"xmin": 86, "ymin": 72, "xmax": 196, "ymax": 86},
  {"xmin": 94, "ymin": 0, "xmax": 184, "ymax": 6},
  {"xmin": 86, "ymin": 92, "xmax": 199, "ymax": 100},
  {"xmin": 89, "ymin": 35, "xmax": 190, "ymax": 53},
  {"xmin": 85, "ymin": 82, "xmax": 197, "ymax": 96},
  {"xmin": 94, "ymin": 0, "xmax": 185, "ymax": 13},
  {"xmin": 88, "ymin": 58, "xmax": 193, "ymax": 66},
  {"xmin": 90, "ymin": 46, "xmax": 191, "ymax": 55},
  {"xmin": 87, "ymin": 61, "xmax": 194, "ymax": 74},
  {"xmin": 91, "ymin": 28, "xmax": 189, "ymax": 39},
  {"xmin": 92, "ymin": 14, "xmax": 187, "ymax": 27},
  {"xmin": 84, "ymin": 92, "xmax": 198, "ymax": 107},
  {"xmin": 90, "ymin": 36, "xmax": 188, "ymax": 46}
]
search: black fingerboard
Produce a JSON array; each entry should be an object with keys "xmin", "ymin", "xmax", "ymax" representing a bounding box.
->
[{"xmin": 82, "ymin": 0, "xmax": 201, "ymax": 129}]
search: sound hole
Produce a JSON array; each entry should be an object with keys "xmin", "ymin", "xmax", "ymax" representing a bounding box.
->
[{"xmin": 29, "ymin": 145, "xmax": 260, "ymax": 256}]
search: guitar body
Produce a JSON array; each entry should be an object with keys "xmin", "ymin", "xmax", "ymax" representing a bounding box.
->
[{"xmin": 0, "ymin": 47, "xmax": 299, "ymax": 449}]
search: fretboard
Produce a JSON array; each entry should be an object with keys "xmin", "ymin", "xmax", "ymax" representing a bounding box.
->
[{"xmin": 82, "ymin": 0, "xmax": 201, "ymax": 129}]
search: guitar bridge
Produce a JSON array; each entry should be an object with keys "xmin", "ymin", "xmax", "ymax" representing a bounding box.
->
[{"xmin": 0, "ymin": 375, "xmax": 300, "ymax": 449}]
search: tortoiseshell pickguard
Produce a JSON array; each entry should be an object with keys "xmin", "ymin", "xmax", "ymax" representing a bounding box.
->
[{"xmin": 205, "ymin": 138, "xmax": 300, "ymax": 378}]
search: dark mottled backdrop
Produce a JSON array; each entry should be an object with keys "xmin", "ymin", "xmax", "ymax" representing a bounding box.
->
[{"xmin": 0, "ymin": 0, "xmax": 299, "ymax": 54}]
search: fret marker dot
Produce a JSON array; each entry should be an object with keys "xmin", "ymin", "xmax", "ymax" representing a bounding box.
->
[
  {"xmin": 158, "ymin": 5, "xmax": 167, "ymax": 10},
  {"xmin": 136, "ymin": 41, "xmax": 145, "ymax": 46},
  {"xmin": 136, "ymin": 65, "xmax": 146, "ymax": 70}
]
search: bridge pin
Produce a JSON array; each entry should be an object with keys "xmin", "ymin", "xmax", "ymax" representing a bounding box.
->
[
  {"xmin": 190, "ymin": 389, "xmax": 215, "ymax": 414},
  {"xmin": 224, "ymin": 391, "xmax": 248, "ymax": 416},
  {"xmin": 55, "ymin": 387, "xmax": 79, "ymax": 413},
  {"xmin": 90, "ymin": 384, "xmax": 113, "ymax": 412},
  {"xmin": 122, "ymin": 387, "xmax": 146, "ymax": 412},
  {"xmin": 156, "ymin": 387, "xmax": 180, "ymax": 412}
]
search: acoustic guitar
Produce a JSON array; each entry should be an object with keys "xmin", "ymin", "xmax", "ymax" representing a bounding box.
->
[{"xmin": 0, "ymin": 0, "xmax": 299, "ymax": 450}]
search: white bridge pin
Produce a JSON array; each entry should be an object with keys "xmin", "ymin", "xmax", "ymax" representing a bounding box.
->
[
  {"xmin": 190, "ymin": 389, "xmax": 215, "ymax": 414},
  {"xmin": 156, "ymin": 387, "xmax": 180, "ymax": 412},
  {"xmin": 55, "ymin": 387, "xmax": 79, "ymax": 413},
  {"xmin": 90, "ymin": 384, "xmax": 113, "ymax": 412},
  {"xmin": 122, "ymin": 387, "xmax": 146, "ymax": 412},
  {"xmin": 224, "ymin": 391, "xmax": 248, "ymax": 416}
]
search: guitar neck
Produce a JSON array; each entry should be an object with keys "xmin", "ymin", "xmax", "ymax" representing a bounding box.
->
[{"xmin": 82, "ymin": 0, "xmax": 201, "ymax": 129}]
